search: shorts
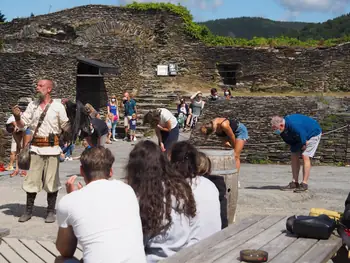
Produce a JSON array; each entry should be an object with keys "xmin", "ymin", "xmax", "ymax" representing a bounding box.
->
[
  {"xmin": 303, "ymin": 134, "xmax": 322, "ymax": 158},
  {"xmin": 124, "ymin": 116, "xmax": 132, "ymax": 128},
  {"xmin": 235, "ymin": 123, "xmax": 249, "ymax": 141},
  {"xmin": 129, "ymin": 129, "xmax": 136, "ymax": 136}
]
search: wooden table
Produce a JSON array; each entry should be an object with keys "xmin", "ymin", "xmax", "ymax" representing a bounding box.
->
[
  {"xmin": 0, "ymin": 237, "xmax": 83, "ymax": 262},
  {"xmin": 162, "ymin": 215, "xmax": 343, "ymax": 263}
]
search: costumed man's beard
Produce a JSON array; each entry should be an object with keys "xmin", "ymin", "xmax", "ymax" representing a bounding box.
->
[{"xmin": 36, "ymin": 92, "xmax": 45, "ymax": 102}]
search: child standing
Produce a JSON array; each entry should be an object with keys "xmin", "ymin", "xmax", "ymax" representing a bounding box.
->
[
  {"xmin": 106, "ymin": 113, "xmax": 114, "ymax": 144},
  {"xmin": 129, "ymin": 113, "xmax": 137, "ymax": 142}
]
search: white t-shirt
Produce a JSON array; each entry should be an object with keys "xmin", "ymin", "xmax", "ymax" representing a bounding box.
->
[
  {"xmin": 145, "ymin": 196, "xmax": 200, "ymax": 263},
  {"xmin": 159, "ymin": 108, "xmax": 178, "ymax": 130},
  {"xmin": 57, "ymin": 179, "xmax": 146, "ymax": 263},
  {"xmin": 191, "ymin": 176, "xmax": 221, "ymax": 239}
]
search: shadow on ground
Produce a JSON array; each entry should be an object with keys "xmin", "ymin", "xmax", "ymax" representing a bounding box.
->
[
  {"xmin": 0, "ymin": 203, "xmax": 47, "ymax": 219},
  {"xmin": 245, "ymin": 185, "xmax": 282, "ymax": 190}
]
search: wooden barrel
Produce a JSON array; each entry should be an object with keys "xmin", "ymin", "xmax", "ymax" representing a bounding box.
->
[{"xmin": 198, "ymin": 147, "xmax": 238, "ymax": 225}]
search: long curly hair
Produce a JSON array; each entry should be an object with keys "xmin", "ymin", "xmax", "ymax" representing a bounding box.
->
[
  {"xmin": 125, "ymin": 140, "xmax": 196, "ymax": 239},
  {"xmin": 170, "ymin": 141, "xmax": 199, "ymax": 179}
]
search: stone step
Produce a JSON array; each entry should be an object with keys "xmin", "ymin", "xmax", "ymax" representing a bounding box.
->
[
  {"xmin": 135, "ymin": 97, "xmax": 175, "ymax": 104},
  {"xmin": 137, "ymin": 107, "xmax": 177, "ymax": 114},
  {"xmin": 118, "ymin": 119, "xmax": 144, "ymax": 126},
  {"xmin": 136, "ymin": 102, "xmax": 168, "ymax": 109},
  {"xmin": 136, "ymin": 94, "xmax": 178, "ymax": 99}
]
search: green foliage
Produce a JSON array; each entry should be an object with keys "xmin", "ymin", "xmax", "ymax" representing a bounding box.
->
[
  {"xmin": 0, "ymin": 10, "xmax": 5, "ymax": 23},
  {"xmin": 124, "ymin": 2, "xmax": 350, "ymax": 48},
  {"xmin": 0, "ymin": 39, "xmax": 3, "ymax": 50},
  {"xmin": 200, "ymin": 17, "xmax": 310, "ymax": 39}
]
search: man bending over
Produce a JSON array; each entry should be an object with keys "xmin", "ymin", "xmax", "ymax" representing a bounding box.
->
[{"xmin": 271, "ymin": 114, "xmax": 322, "ymax": 192}]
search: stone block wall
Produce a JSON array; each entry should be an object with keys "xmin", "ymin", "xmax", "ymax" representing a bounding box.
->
[{"xmin": 190, "ymin": 96, "xmax": 350, "ymax": 164}]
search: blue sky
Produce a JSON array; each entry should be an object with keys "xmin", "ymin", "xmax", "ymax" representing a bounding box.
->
[{"xmin": 1, "ymin": 0, "xmax": 350, "ymax": 22}]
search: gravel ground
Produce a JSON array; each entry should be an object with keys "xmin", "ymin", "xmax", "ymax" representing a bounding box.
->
[{"xmin": 0, "ymin": 136, "xmax": 349, "ymax": 242}]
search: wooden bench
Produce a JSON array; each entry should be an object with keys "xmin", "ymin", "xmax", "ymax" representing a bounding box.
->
[
  {"xmin": 162, "ymin": 215, "xmax": 343, "ymax": 263},
  {"xmin": 0, "ymin": 236, "xmax": 83, "ymax": 262},
  {"xmin": 0, "ymin": 229, "xmax": 10, "ymax": 245}
]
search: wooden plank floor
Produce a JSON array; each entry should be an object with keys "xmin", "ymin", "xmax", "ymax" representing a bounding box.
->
[
  {"xmin": 0, "ymin": 238, "xmax": 83, "ymax": 263},
  {"xmin": 162, "ymin": 215, "xmax": 343, "ymax": 263}
]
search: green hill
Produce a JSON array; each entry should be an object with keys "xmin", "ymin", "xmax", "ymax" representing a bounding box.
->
[
  {"xmin": 297, "ymin": 13, "xmax": 350, "ymax": 40},
  {"xmin": 199, "ymin": 17, "xmax": 312, "ymax": 39},
  {"xmin": 200, "ymin": 14, "xmax": 350, "ymax": 40}
]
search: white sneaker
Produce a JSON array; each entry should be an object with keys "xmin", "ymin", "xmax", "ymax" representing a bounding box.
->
[
  {"xmin": 123, "ymin": 137, "xmax": 128, "ymax": 141},
  {"xmin": 133, "ymin": 137, "xmax": 137, "ymax": 142}
]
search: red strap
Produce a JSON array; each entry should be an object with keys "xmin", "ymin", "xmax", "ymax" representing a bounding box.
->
[{"xmin": 345, "ymin": 229, "xmax": 350, "ymax": 236}]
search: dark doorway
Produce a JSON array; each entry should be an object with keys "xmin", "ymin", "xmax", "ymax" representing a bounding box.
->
[
  {"xmin": 216, "ymin": 63, "xmax": 242, "ymax": 86},
  {"xmin": 76, "ymin": 57, "xmax": 118, "ymax": 112}
]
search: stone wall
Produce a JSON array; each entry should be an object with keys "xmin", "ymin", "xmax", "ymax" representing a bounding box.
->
[
  {"xmin": 190, "ymin": 96, "xmax": 350, "ymax": 164},
  {"xmin": 1, "ymin": 5, "xmax": 350, "ymax": 163}
]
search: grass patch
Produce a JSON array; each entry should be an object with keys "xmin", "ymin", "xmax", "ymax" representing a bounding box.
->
[{"xmin": 124, "ymin": 2, "xmax": 350, "ymax": 48}]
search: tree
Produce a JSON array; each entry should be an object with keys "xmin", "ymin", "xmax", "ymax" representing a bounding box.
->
[
  {"xmin": 0, "ymin": 11, "xmax": 6, "ymax": 22},
  {"xmin": 30, "ymin": 12, "xmax": 34, "ymax": 17}
]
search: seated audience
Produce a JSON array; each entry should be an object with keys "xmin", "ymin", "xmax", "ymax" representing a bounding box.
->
[
  {"xmin": 59, "ymin": 140, "xmax": 75, "ymax": 162},
  {"xmin": 177, "ymin": 98, "xmax": 189, "ymax": 129},
  {"xmin": 169, "ymin": 141, "xmax": 221, "ymax": 239},
  {"xmin": 125, "ymin": 140, "xmax": 198, "ymax": 263},
  {"xmin": 197, "ymin": 151, "xmax": 228, "ymax": 229},
  {"xmin": 56, "ymin": 147, "xmax": 146, "ymax": 263}
]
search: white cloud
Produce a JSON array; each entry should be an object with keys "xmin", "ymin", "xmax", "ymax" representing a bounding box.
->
[
  {"xmin": 118, "ymin": 0, "xmax": 225, "ymax": 10},
  {"xmin": 277, "ymin": 0, "xmax": 350, "ymax": 13}
]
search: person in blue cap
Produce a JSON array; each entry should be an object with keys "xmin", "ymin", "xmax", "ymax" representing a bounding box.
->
[{"xmin": 271, "ymin": 114, "xmax": 322, "ymax": 192}]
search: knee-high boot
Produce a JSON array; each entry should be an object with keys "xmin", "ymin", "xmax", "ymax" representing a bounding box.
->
[
  {"xmin": 45, "ymin": 191, "xmax": 58, "ymax": 223},
  {"xmin": 18, "ymin": 192, "xmax": 37, "ymax": 223}
]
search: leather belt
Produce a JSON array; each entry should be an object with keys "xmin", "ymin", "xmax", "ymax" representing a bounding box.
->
[{"xmin": 32, "ymin": 136, "xmax": 59, "ymax": 147}]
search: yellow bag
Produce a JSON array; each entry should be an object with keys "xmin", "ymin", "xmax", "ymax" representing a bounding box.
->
[{"xmin": 309, "ymin": 208, "xmax": 341, "ymax": 221}]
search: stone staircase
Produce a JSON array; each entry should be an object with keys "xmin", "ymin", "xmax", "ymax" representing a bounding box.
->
[{"xmin": 114, "ymin": 76, "xmax": 190, "ymax": 139}]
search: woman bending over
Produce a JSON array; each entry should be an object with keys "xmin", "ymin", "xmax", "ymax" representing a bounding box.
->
[{"xmin": 201, "ymin": 118, "xmax": 249, "ymax": 173}]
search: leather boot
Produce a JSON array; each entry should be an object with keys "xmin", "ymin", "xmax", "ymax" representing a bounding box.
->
[
  {"xmin": 18, "ymin": 192, "xmax": 37, "ymax": 223},
  {"xmin": 45, "ymin": 191, "xmax": 58, "ymax": 223}
]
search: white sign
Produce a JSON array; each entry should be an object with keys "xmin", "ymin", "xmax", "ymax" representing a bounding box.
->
[{"xmin": 157, "ymin": 65, "xmax": 169, "ymax": 76}]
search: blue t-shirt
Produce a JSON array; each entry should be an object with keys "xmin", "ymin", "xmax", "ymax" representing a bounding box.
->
[
  {"xmin": 281, "ymin": 114, "xmax": 322, "ymax": 152},
  {"xmin": 124, "ymin": 99, "xmax": 136, "ymax": 116},
  {"xmin": 129, "ymin": 119, "xmax": 137, "ymax": 130}
]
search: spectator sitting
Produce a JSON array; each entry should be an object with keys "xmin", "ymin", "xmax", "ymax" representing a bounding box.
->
[
  {"xmin": 177, "ymin": 98, "xmax": 189, "ymax": 130},
  {"xmin": 126, "ymin": 140, "xmax": 198, "ymax": 263},
  {"xmin": 197, "ymin": 151, "xmax": 228, "ymax": 229},
  {"xmin": 59, "ymin": 140, "xmax": 75, "ymax": 162},
  {"xmin": 55, "ymin": 146, "xmax": 146, "ymax": 263},
  {"xmin": 170, "ymin": 141, "xmax": 221, "ymax": 240},
  {"xmin": 208, "ymin": 88, "xmax": 221, "ymax": 101},
  {"xmin": 223, "ymin": 88, "xmax": 232, "ymax": 100},
  {"xmin": 129, "ymin": 113, "xmax": 137, "ymax": 142}
]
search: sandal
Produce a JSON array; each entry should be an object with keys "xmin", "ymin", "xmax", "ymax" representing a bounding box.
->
[
  {"xmin": 20, "ymin": 170, "xmax": 27, "ymax": 177},
  {"xmin": 10, "ymin": 170, "xmax": 19, "ymax": 177}
]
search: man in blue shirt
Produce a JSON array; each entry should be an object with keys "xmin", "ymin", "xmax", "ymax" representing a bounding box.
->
[
  {"xmin": 122, "ymin": 92, "xmax": 137, "ymax": 141},
  {"xmin": 271, "ymin": 114, "xmax": 322, "ymax": 192}
]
